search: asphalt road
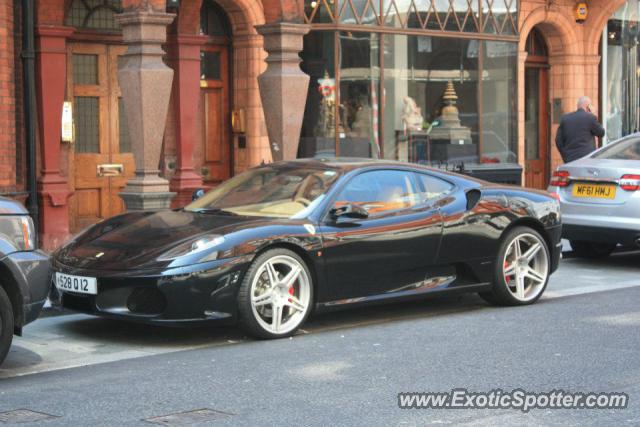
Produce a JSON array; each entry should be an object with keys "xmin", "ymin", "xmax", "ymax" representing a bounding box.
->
[{"xmin": 0, "ymin": 249, "xmax": 639, "ymax": 426}]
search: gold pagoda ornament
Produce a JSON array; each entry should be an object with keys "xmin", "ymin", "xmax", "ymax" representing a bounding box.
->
[{"xmin": 429, "ymin": 80, "xmax": 472, "ymax": 144}]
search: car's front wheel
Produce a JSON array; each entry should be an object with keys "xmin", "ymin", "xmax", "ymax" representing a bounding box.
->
[
  {"xmin": 237, "ymin": 248, "xmax": 313, "ymax": 339},
  {"xmin": 480, "ymin": 227, "xmax": 550, "ymax": 306},
  {"xmin": 569, "ymin": 240, "xmax": 616, "ymax": 259},
  {"xmin": 0, "ymin": 286, "xmax": 14, "ymax": 365}
]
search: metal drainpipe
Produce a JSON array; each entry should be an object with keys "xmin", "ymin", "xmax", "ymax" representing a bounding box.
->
[{"xmin": 21, "ymin": 0, "xmax": 39, "ymax": 246}]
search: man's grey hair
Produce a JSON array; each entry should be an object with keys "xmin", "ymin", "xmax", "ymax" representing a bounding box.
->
[{"xmin": 577, "ymin": 96, "xmax": 591, "ymax": 109}]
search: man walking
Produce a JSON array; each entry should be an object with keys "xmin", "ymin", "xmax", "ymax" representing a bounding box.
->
[{"xmin": 555, "ymin": 96, "xmax": 605, "ymax": 163}]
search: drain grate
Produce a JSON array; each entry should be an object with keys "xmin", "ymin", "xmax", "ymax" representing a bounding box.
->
[
  {"xmin": 0, "ymin": 409, "xmax": 58, "ymax": 424},
  {"xmin": 144, "ymin": 409, "xmax": 233, "ymax": 426}
]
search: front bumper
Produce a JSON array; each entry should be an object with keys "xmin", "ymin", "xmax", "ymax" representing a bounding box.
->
[
  {"xmin": 547, "ymin": 225, "xmax": 562, "ymax": 274},
  {"xmin": 0, "ymin": 249, "xmax": 50, "ymax": 329},
  {"xmin": 52, "ymin": 255, "xmax": 253, "ymax": 326}
]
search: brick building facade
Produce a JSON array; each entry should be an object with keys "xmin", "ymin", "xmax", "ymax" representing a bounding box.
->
[
  {"xmin": 0, "ymin": 1, "xmax": 21, "ymax": 195},
  {"xmin": 0, "ymin": 0, "xmax": 636, "ymax": 249}
]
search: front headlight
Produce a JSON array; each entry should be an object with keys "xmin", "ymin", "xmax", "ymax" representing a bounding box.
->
[
  {"xmin": 158, "ymin": 235, "xmax": 225, "ymax": 262},
  {"xmin": 0, "ymin": 215, "xmax": 35, "ymax": 251}
]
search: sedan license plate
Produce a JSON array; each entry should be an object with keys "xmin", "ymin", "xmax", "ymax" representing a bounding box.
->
[
  {"xmin": 55, "ymin": 272, "xmax": 97, "ymax": 295},
  {"xmin": 572, "ymin": 183, "xmax": 616, "ymax": 199}
]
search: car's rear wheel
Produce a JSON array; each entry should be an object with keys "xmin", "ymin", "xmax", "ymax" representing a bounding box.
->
[
  {"xmin": 569, "ymin": 240, "xmax": 616, "ymax": 259},
  {"xmin": 237, "ymin": 248, "xmax": 313, "ymax": 339},
  {"xmin": 0, "ymin": 286, "xmax": 14, "ymax": 365},
  {"xmin": 480, "ymin": 227, "xmax": 550, "ymax": 306}
]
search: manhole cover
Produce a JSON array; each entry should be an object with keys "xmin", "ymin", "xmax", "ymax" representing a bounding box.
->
[
  {"xmin": 145, "ymin": 409, "xmax": 233, "ymax": 426},
  {"xmin": 0, "ymin": 409, "xmax": 58, "ymax": 424}
]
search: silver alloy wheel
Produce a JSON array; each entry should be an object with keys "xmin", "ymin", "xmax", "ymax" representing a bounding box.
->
[
  {"xmin": 250, "ymin": 254, "xmax": 311, "ymax": 335},
  {"xmin": 502, "ymin": 232, "xmax": 549, "ymax": 302}
]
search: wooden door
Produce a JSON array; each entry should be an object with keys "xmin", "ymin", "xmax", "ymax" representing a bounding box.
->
[
  {"xmin": 524, "ymin": 66, "xmax": 549, "ymax": 189},
  {"xmin": 67, "ymin": 44, "xmax": 134, "ymax": 232},
  {"xmin": 200, "ymin": 45, "xmax": 231, "ymax": 184}
]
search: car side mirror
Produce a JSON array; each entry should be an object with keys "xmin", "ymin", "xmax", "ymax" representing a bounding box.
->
[
  {"xmin": 329, "ymin": 203, "xmax": 369, "ymax": 221},
  {"xmin": 192, "ymin": 189, "xmax": 206, "ymax": 201}
]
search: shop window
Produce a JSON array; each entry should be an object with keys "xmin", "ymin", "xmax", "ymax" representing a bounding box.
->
[
  {"xmin": 383, "ymin": 36, "xmax": 479, "ymax": 163},
  {"xmin": 480, "ymin": 41, "xmax": 517, "ymax": 163},
  {"xmin": 300, "ymin": 31, "xmax": 337, "ymax": 157},
  {"xmin": 338, "ymin": 32, "xmax": 380, "ymax": 157},
  {"xmin": 300, "ymin": 32, "xmax": 518, "ymax": 166},
  {"xmin": 66, "ymin": 0, "xmax": 122, "ymax": 31},
  {"xmin": 301, "ymin": 0, "xmax": 519, "ymax": 166},
  {"xmin": 604, "ymin": 0, "xmax": 640, "ymax": 143}
]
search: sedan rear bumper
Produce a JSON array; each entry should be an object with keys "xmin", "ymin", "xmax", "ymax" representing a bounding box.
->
[
  {"xmin": 53, "ymin": 255, "xmax": 253, "ymax": 326},
  {"xmin": 562, "ymin": 223, "xmax": 640, "ymax": 247}
]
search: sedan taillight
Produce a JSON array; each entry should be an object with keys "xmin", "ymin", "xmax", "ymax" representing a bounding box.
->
[
  {"xmin": 550, "ymin": 170, "xmax": 570, "ymax": 187},
  {"xmin": 620, "ymin": 174, "xmax": 640, "ymax": 191}
]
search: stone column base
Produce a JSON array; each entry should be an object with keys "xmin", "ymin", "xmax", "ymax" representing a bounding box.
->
[
  {"xmin": 256, "ymin": 23, "xmax": 310, "ymax": 161},
  {"xmin": 119, "ymin": 191, "xmax": 176, "ymax": 211}
]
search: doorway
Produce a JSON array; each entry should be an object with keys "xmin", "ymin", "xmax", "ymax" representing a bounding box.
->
[
  {"xmin": 67, "ymin": 43, "xmax": 135, "ymax": 232},
  {"xmin": 200, "ymin": 0, "xmax": 233, "ymax": 184},
  {"xmin": 524, "ymin": 28, "xmax": 550, "ymax": 189}
]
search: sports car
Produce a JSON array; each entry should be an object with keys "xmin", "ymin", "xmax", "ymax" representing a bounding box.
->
[{"xmin": 52, "ymin": 159, "xmax": 562, "ymax": 339}]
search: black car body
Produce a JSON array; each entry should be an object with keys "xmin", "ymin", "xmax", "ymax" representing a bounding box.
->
[
  {"xmin": 52, "ymin": 159, "xmax": 562, "ymax": 338},
  {"xmin": 0, "ymin": 197, "xmax": 50, "ymax": 363}
]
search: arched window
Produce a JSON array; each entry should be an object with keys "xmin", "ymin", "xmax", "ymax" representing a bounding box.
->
[
  {"xmin": 66, "ymin": 0, "xmax": 123, "ymax": 31},
  {"xmin": 525, "ymin": 28, "xmax": 548, "ymax": 58},
  {"xmin": 200, "ymin": 0, "xmax": 232, "ymax": 38}
]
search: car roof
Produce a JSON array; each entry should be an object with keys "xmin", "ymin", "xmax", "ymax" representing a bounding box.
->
[
  {"xmin": 271, "ymin": 157, "xmax": 487, "ymax": 186},
  {"xmin": 275, "ymin": 157, "xmax": 443, "ymax": 173}
]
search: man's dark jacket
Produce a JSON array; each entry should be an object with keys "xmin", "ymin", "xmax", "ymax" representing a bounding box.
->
[{"xmin": 555, "ymin": 108, "xmax": 605, "ymax": 163}]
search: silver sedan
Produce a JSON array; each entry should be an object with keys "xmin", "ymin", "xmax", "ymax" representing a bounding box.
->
[{"xmin": 548, "ymin": 133, "xmax": 640, "ymax": 258}]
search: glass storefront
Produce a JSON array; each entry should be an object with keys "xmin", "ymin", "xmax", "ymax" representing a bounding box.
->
[
  {"xmin": 299, "ymin": 0, "xmax": 519, "ymax": 166},
  {"xmin": 604, "ymin": 0, "xmax": 640, "ymax": 143}
]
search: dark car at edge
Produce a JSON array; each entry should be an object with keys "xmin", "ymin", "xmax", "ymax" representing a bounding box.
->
[
  {"xmin": 0, "ymin": 197, "xmax": 50, "ymax": 364},
  {"xmin": 52, "ymin": 159, "xmax": 562, "ymax": 339}
]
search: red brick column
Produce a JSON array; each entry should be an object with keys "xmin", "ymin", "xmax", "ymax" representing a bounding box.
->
[
  {"xmin": 0, "ymin": 0, "xmax": 17, "ymax": 191},
  {"xmin": 35, "ymin": 26, "xmax": 74, "ymax": 249},
  {"xmin": 167, "ymin": 34, "xmax": 207, "ymax": 207}
]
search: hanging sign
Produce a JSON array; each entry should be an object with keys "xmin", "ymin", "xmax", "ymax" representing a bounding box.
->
[
  {"xmin": 574, "ymin": 2, "xmax": 588, "ymax": 23},
  {"xmin": 61, "ymin": 101, "xmax": 74, "ymax": 143}
]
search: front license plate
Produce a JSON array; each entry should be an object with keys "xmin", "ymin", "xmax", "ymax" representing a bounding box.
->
[
  {"xmin": 55, "ymin": 272, "xmax": 97, "ymax": 295},
  {"xmin": 572, "ymin": 183, "xmax": 616, "ymax": 199}
]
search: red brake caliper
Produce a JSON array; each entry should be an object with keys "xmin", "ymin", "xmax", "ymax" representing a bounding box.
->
[{"xmin": 504, "ymin": 261, "xmax": 511, "ymax": 283}]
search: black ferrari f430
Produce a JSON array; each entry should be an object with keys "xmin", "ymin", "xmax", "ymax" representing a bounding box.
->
[{"xmin": 52, "ymin": 159, "xmax": 562, "ymax": 338}]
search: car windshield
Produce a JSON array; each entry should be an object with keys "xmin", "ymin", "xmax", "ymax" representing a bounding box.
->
[
  {"xmin": 185, "ymin": 165, "xmax": 341, "ymax": 218},
  {"xmin": 591, "ymin": 136, "xmax": 640, "ymax": 160}
]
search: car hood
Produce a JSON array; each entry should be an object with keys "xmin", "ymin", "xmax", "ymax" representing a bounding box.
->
[{"xmin": 54, "ymin": 210, "xmax": 262, "ymax": 270}]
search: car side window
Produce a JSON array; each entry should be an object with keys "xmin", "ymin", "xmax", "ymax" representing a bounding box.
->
[
  {"xmin": 415, "ymin": 173, "xmax": 454, "ymax": 202},
  {"xmin": 592, "ymin": 137, "xmax": 640, "ymax": 160},
  {"xmin": 334, "ymin": 170, "xmax": 420, "ymax": 216}
]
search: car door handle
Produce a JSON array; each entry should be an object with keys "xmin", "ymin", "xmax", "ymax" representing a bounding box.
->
[{"xmin": 97, "ymin": 164, "xmax": 124, "ymax": 177}]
